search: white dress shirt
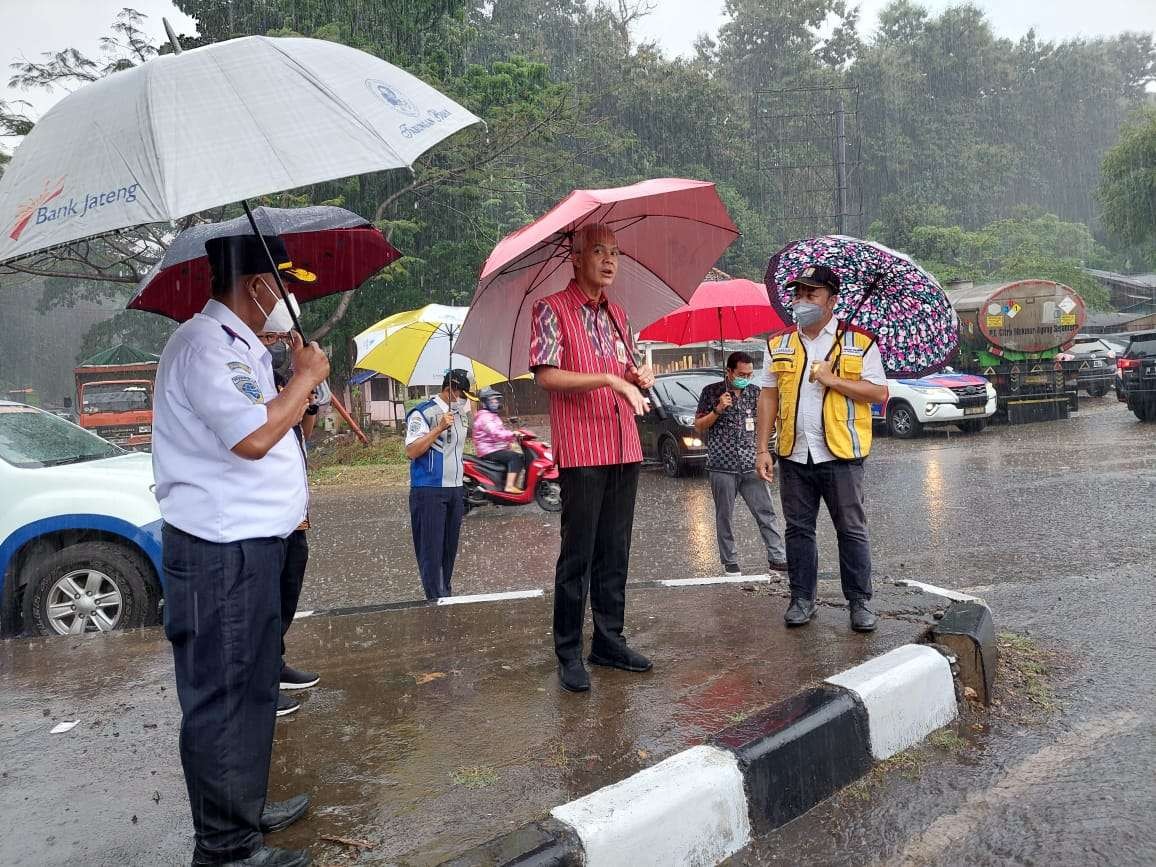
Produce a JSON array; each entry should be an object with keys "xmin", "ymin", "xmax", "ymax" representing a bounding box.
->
[
  {"xmin": 759, "ymin": 317, "xmax": 887, "ymax": 464},
  {"xmin": 152, "ymin": 300, "xmax": 308, "ymax": 542}
]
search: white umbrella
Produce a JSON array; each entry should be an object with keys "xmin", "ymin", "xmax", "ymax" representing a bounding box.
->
[{"xmin": 0, "ymin": 35, "xmax": 481, "ymax": 263}]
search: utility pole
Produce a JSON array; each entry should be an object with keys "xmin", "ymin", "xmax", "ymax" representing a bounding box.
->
[{"xmin": 834, "ymin": 97, "xmax": 848, "ymax": 235}]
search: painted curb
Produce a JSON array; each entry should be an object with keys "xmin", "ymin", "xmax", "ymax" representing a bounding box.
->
[
  {"xmin": 551, "ymin": 745, "xmax": 751, "ymax": 866},
  {"xmin": 826, "ymin": 643, "xmax": 957, "ymax": 760},
  {"xmin": 440, "ymin": 600, "xmax": 994, "ymax": 866},
  {"xmin": 931, "ymin": 599, "xmax": 997, "ymax": 706},
  {"xmin": 710, "ymin": 684, "xmax": 873, "ymax": 834}
]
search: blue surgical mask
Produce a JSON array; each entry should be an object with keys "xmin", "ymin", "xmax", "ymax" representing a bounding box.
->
[
  {"xmin": 793, "ymin": 300, "xmax": 825, "ymax": 327},
  {"xmin": 731, "ymin": 377, "xmax": 751, "ymax": 390}
]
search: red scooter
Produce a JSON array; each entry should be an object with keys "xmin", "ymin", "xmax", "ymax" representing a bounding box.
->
[{"xmin": 463, "ymin": 429, "xmax": 561, "ymax": 513}]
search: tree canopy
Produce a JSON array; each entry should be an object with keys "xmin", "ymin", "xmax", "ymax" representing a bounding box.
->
[{"xmin": 2, "ymin": 0, "xmax": 1153, "ymax": 374}]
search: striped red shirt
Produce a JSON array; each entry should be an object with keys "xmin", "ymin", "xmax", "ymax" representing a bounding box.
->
[{"xmin": 530, "ymin": 280, "xmax": 643, "ymax": 468}]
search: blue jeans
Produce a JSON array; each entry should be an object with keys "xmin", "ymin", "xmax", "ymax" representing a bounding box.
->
[
  {"xmin": 778, "ymin": 457, "xmax": 872, "ymax": 603},
  {"xmin": 409, "ymin": 486, "xmax": 465, "ymax": 599}
]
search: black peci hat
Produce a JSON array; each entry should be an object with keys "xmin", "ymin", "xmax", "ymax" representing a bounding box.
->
[{"xmin": 205, "ymin": 233, "xmax": 317, "ymax": 286}]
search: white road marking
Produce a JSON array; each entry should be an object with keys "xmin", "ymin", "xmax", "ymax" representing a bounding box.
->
[
  {"xmin": 659, "ymin": 575, "xmax": 773, "ymax": 587},
  {"xmin": 886, "ymin": 712, "xmax": 1142, "ymax": 867},
  {"xmin": 293, "ymin": 610, "xmax": 315, "ymax": 620},
  {"xmin": 436, "ymin": 589, "xmax": 545, "ymax": 606}
]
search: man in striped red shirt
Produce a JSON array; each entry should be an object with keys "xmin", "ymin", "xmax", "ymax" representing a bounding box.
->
[{"xmin": 530, "ymin": 223, "xmax": 656, "ymax": 693}]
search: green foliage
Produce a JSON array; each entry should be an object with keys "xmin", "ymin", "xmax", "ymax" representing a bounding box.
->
[
  {"xmin": 1099, "ymin": 107, "xmax": 1156, "ymax": 248},
  {"xmin": 6, "ymin": 0, "xmax": 1155, "ymax": 380},
  {"xmin": 875, "ymin": 208, "xmax": 1113, "ymax": 309}
]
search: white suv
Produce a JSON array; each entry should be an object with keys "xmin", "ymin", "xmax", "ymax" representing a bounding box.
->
[
  {"xmin": 872, "ymin": 372, "xmax": 997, "ymax": 439},
  {"xmin": 0, "ymin": 401, "xmax": 163, "ymax": 637}
]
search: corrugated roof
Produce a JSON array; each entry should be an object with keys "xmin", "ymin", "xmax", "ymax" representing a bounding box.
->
[{"xmin": 78, "ymin": 344, "xmax": 159, "ymax": 366}]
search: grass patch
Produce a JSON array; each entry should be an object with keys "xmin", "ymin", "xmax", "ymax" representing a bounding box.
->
[
  {"xmin": 996, "ymin": 631, "xmax": 1058, "ymax": 716},
  {"xmin": 307, "ymin": 433, "xmax": 409, "ymax": 487},
  {"xmin": 928, "ymin": 729, "xmax": 969, "ymax": 751},
  {"xmin": 451, "ymin": 765, "xmax": 499, "ymax": 789}
]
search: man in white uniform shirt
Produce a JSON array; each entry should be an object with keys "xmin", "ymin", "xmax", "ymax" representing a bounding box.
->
[{"xmin": 153, "ymin": 233, "xmax": 329, "ymax": 867}]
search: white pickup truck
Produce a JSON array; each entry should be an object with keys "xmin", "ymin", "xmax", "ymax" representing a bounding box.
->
[
  {"xmin": 872, "ymin": 372, "xmax": 997, "ymax": 438},
  {"xmin": 0, "ymin": 401, "xmax": 163, "ymax": 637}
]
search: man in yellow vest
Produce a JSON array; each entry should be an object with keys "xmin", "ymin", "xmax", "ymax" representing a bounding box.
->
[{"xmin": 755, "ymin": 265, "xmax": 889, "ymax": 631}]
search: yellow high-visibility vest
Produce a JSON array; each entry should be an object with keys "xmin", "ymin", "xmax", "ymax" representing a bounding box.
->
[{"xmin": 767, "ymin": 325, "xmax": 877, "ymax": 460}]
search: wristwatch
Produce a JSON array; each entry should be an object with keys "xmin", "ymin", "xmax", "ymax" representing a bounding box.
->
[{"xmin": 305, "ymin": 405, "xmax": 319, "ymax": 416}]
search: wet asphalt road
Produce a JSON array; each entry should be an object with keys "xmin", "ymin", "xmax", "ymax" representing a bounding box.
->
[
  {"xmin": 303, "ymin": 397, "xmax": 1151, "ymax": 609},
  {"xmin": 1, "ymin": 397, "xmax": 1153, "ymax": 865}
]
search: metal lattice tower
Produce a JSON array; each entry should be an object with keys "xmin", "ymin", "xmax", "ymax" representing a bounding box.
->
[{"xmin": 753, "ymin": 85, "xmax": 864, "ymax": 243}]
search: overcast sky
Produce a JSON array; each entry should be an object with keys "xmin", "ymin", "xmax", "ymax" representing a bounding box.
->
[{"xmin": 2, "ymin": 0, "xmax": 1154, "ymax": 137}]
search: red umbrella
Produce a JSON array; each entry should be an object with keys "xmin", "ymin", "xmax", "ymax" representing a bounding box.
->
[
  {"xmin": 637, "ymin": 278, "xmax": 787, "ymax": 346},
  {"xmin": 128, "ymin": 205, "xmax": 400, "ymax": 322},
  {"xmin": 454, "ymin": 178, "xmax": 739, "ymax": 378}
]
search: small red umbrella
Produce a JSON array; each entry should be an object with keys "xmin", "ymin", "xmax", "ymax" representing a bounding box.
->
[{"xmin": 637, "ymin": 278, "xmax": 787, "ymax": 346}]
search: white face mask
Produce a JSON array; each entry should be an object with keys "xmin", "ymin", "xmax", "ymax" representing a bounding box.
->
[{"xmin": 254, "ymin": 280, "xmax": 300, "ymax": 334}]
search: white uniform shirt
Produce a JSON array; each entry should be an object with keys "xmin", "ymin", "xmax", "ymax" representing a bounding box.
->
[
  {"xmin": 759, "ymin": 316, "xmax": 887, "ymax": 465},
  {"xmin": 152, "ymin": 300, "xmax": 308, "ymax": 542}
]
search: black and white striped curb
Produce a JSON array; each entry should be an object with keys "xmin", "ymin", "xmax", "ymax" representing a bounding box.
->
[{"xmin": 443, "ymin": 597, "xmax": 995, "ymax": 867}]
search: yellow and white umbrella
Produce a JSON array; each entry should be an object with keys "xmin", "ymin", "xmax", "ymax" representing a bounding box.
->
[{"xmin": 353, "ymin": 304, "xmax": 520, "ymax": 389}]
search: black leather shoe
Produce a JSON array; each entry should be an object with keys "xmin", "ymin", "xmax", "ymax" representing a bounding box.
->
[
  {"xmin": 784, "ymin": 597, "xmax": 817, "ymax": 626},
  {"xmin": 558, "ymin": 658, "xmax": 590, "ymax": 692},
  {"xmin": 260, "ymin": 793, "xmax": 311, "ymax": 833},
  {"xmin": 768, "ymin": 559, "xmax": 789, "ymax": 572},
  {"xmin": 849, "ymin": 600, "xmax": 878, "ymax": 632},
  {"xmin": 192, "ymin": 845, "xmax": 311, "ymax": 866},
  {"xmin": 723, "ymin": 563, "xmax": 742, "ymax": 575},
  {"xmin": 588, "ymin": 645, "xmax": 653, "ymax": 673}
]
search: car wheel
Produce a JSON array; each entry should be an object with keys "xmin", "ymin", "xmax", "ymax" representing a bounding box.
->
[
  {"xmin": 660, "ymin": 437, "xmax": 684, "ymax": 477},
  {"xmin": 1088, "ymin": 383, "xmax": 1110, "ymax": 398},
  {"xmin": 957, "ymin": 418, "xmax": 987, "ymax": 434},
  {"xmin": 22, "ymin": 541, "xmax": 154, "ymax": 637},
  {"xmin": 886, "ymin": 402, "xmax": 921, "ymax": 439},
  {"xmin": 1134, "ymin": 400, "xmax": 1156, "ymax": 422},
  {"xmin": 534, "ymin": 479, "xmax": 562, "ymax": 512}
]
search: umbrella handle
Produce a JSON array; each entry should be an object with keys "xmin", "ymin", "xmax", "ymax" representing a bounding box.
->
[
  {"xmin": 241, "ymin": 200, "xmax": 370, "ymax": 446},
  {"xmin": 330, "ymin": 392, "xmax": 371, "ymax": 445},
  {"xmin": 606, "ymin": 311, "xmax": 657, "ymax": 408}
]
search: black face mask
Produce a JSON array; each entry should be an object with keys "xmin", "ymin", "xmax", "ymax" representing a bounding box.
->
[{"xmin": 269, "ymin": 340, "xmax": 292, "ymax": 378}]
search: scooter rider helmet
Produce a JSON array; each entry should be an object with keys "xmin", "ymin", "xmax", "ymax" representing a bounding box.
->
[{"xmin": 479, "ymin": 387, "xmax": 502, "ymax": 413}]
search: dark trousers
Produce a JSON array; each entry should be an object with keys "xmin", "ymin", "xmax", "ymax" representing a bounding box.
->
[
  {"xmin": 162, "ymin": 523, "xmax": 287, "ymax": 863},
  {"xmin": 409, "ymin": 486, "xmax": 465, "ymax": 599},
  {"xmin": 484, "ymin": 448, "xmax": 525, "ymax": 475},
  {"xmin": 554, "ymin": 463, "xmax": 640, "ymax": 662},
  {"xmin": 778, "ymin": 457, "xmax": 873, "ymax": 603},
  {"xmin": 279, "ymin": 529, "xmax": 309, "ymax": 660}
]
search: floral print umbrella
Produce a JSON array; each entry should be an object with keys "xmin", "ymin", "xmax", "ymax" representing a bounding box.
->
[{"xmin": 765, "ymin": 235, "xmax": 959, "ymax": 377}]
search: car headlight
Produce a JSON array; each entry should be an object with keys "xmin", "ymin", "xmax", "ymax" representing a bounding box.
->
[
  {"xmin": 927, "ymin": 387, "xmax": 956, "ymax": 401},
  {"xmin": 682, "ymin": 436, "xmax": 703, "ymax": 448},
  {"xmin": 138, "ymin": 425, "xmax": 151, "ymax": 433},
  {"xmin": 924, "ymin": 403, "xmax": 939, "ymax": 415},
  {"xmin": 676, "ymin": 414, "xmax": 695, "ymax": 427}
]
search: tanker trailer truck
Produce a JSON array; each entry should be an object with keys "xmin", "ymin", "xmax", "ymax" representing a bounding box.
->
[{"xmin": 946, "ymin": 279, "xmax": 1085, "ymax": 424}]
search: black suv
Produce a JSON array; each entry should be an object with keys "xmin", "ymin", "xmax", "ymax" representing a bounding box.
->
[
  {"xmin": 636, "ymin": 368, "xmax": 722, "ymax": 476},
  {"xmin": 1117, "ymin": 331, "xmax": 1156, "ymax": 421},
  {"xmin": 1064, "ymin": 336, "xmax": 1118, "ymax": 397}
]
